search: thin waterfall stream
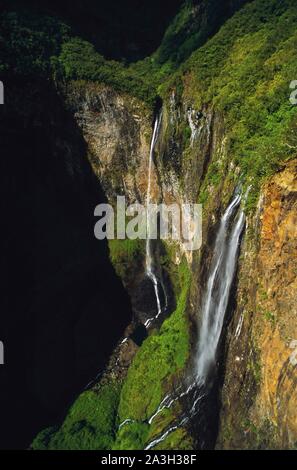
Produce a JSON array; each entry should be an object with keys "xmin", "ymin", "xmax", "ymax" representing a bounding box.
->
[
  {"xmin": 144, "ymin": 114, "xmax": 165, "ymax": 328},
  {"xmin": 86, "ymin": 116, "xmax": 164, "ymax": 392},
  {"xmin": 144, "ymin": 191, "xmax": 246, "ymax": 449}
]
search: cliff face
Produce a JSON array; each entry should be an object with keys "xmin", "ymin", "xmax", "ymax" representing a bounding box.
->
[
  {"xmin": 66, "ymin": 81, "xmax": 297, "ymax": 450},
  {"xmin": 8, "ymin": 0, "xmax": 295, "ymax": 452},
  {"xmin": 40, "ymin": 82, "xmax": 236, "ymax": 450},
  {"xmin": 217, "ymin": 159, "xmax": 297, "ymax": 449},
  {"xmin": 29, "ymin": 71, "xmax": 297, "ymax": 451},
  {"xmin": 64, "ymin": 82, "xmax": 152, "ymax": 204}
]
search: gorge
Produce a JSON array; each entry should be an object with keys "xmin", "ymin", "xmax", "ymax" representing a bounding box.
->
[{"xmin": 0, "ymin": 0, "xmax": 297, "ymax": 452}]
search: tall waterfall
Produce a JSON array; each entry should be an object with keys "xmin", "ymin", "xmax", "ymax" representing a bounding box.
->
[
  {"xmin": 196, "ymin": 193, "xmax": 245, "ymax": 382},
  {"xmin": 145, "ymin": 116, "xmax": 163, "ymax": 327},
  {"xmin": 144, "ymin": 192, "xmax": 246, "ymax": 449}
]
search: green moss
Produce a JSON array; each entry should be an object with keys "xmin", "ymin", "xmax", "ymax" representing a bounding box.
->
[
  {"xmin": 32, "ymin": 382, "xmax": 121, "ymax": 450},
  {"xmin": 205, "ymin": 161, "xmax": 223, "ymax": 187},
  {"xmin": 160, "ymin": 241, "xmax": 187, "ymax": 295},
  {"xmin": 183, "ymin": 125, "xmax": 192, "ymax": 144},
  {"xmin": 32, "ymin": 253, "xmax": 191, "ymax": 451},
  {"xmin": 263, "ymin": 310, "xmax": 276, "ymax": 326},
  {"xmin": 108, "ymin": 239, "xmax": 144, "ymax": 280},
  {"xmin": 198, "ymin": 157, "xmax": 226, "ymax": 207},
  {"xmin": 113, "ymin": 422, "xmax": 150, "ymax": 451},
  {"xmin": 154, "ymin": 428, "xmax": 194, "ymax": 450},
  {"xmin": 247, "ymin": 348, "xmax": 262, "ymax": 386},
  {"xmin": 114, "ymin": 257, "xmax": 191, "ymax": 449}
]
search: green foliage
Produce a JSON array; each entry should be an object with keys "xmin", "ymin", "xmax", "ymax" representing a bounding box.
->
[
  {"xmin": 263, "ymin": 310, "xmax": 276, "ymax": 325},
  {"xmin": 159, "ymin": 242, "xmax": 184, "ymax": 294},
  {"xmin": 205, "ymin": 161, "xmax": 222, "ymax": 187},
  {"xmin": 240, "ymin": 418, "xmax": 278, "ymax": 450},
  {"xmin": 154, "ymin": 428, "xmax": 193, "ymax": 450},
  {"xmin": 17, "ymin": 0, "xmax": 297, "ymax": 451},
  {"xmin": 154, "ymin": 0, "xmax": 195, "ymax": 67},
  {"xmin": 56, "ymin": 38, "xmax": 157, "ymax": 105},
  {"xmin": 32, "ymin": 382, "xmax": 121, "ymax": 450},
  {"xmin": 0, "ymin": 10, "xmax": 157, "ymax": 105},
  {"xmin": 113, "ymin": 422, "xmax": 150, "ymax": 451},
  {"xmin": 154, "ymin": 0, "xmax": 246, "ymax": 70},
  {"xmin": 168, "ymin": 0, "xmax": 297, "ymax": 209},
  {"xmin": 108, "ymin": 239, "xmax": 144, "ymax": 280},
  {"xmin": 198, "ymin": 159, "xmax": 224, "ymax": 207},
  {"xmin": 183, "ymin": 125, "xmax": 192, "ymax": 144},
  {"xmin": 0, "ymin": 11, "xmax": 70, "ymax": 76},
  {"xmin": 114, "ymin": 257, "xmax": 191, "ymax": 449},
  {"xmin": 32, "ymin": 256, "xmax": 192, "ymax": 451},
  {"xmin": 31, "ymin": 426, "xmax": 58, "ymax": 450}
]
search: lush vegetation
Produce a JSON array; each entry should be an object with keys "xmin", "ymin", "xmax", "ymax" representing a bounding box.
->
[
  {"xmin": 114, "ymin": 257, "xmax": 191, "ymax": 449},
  {"xmin": 0, "ymin": 11, "xmax": 70, "ymax": 77},
  {"xmin": 32, "ymin": 382, "xmax": 121, "ymax": 450},
  {"xmin": 5, "ymin": 0, "xmax": 184, "ymax": 63},
  {"xmin": 165, "ymin": 0, "xmax": 297, "ymax": 209},
  {"xmin": 32, "ymin": 255, "xmax": 192, "ymax": 450},
  {"xmin": 108, "ymin": 239, "xmax": 144, "ymax": 280},
  {"xmin": 0, "ymin": 1, "xmax": 251, "ymax": 107},
  {"xmin": 0, "ymin": 10, "xmax": 157, "ymax": 105}
]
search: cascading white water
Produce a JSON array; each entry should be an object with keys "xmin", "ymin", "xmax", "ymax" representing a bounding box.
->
[
  {"xmin": 145, "ymin": 116, "xmax": 163, "ymax": 327},
  {"xmin": 143, "ymin": 192, "xmax": 246, "ymax": 449},
  {"xmin": 196, "ymin": 193, "xmax": 245, "ymax": 381}
]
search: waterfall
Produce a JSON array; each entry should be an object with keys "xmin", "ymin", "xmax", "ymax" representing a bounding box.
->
[
  {"xmin": 144, "ymin": 116, "xmax": 163, "ymax": 328},
  {"xmin": 143, "ymin": 192, "xmax": 245, "ymax": 449},
  {"xmin": 196, "ymin": 193, "xmax": 245, "ymax": 381}
]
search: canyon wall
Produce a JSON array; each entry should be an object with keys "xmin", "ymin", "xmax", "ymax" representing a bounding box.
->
[
  {"xmin": 29, "ymin": 73, "xmax": 296, "ymax": 449},
  {"xmin": 59, "ymin": 81, "xmax": 297, "ymax": 450},
  {"xmin": 217, "ymin": 159, "xmax": 297, "ymax": 449}
]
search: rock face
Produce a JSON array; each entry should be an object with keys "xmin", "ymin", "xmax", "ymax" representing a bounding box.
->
[
  {"xmin": 64, "ymin": 83, "xmax": 169, "ymax": 324},
  {"xmin": 23, "ymin": 75, "xmax": 296, "ymax": 450},
  {"xmin": 217, "ymin": 159, "xmax": 297, "ymax": 449},
  {"xmin": 64, "ymin": 82, "xmax": 153, "ymax": 204},
  {"xmin": 11, "ymin": 75, "xmax": 295, "ymax": 450}
]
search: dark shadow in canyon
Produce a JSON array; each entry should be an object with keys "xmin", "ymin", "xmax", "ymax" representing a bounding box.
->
[{"xmin": 0, "ymin": 78, "xmax": 132, "ymax": 449}]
